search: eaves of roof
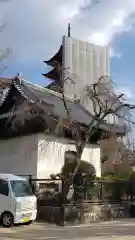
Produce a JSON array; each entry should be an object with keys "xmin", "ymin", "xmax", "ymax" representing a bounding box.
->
[
  {"xmin": 43, "ymin": 45, "xmax": 62, "ymax": 67},
  {"xmin": 0, "ymin": 77, "xmax": 126, "ymax": 135}
]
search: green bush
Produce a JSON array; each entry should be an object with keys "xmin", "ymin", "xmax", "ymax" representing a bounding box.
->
[
  {"xmin": 96, "ymin": 174, "xmax": 128, "ymax": 201},
  {"xmin": 61, "ymin": 160, "xmax": 95, "ymax": 178},
  {"xmin": 60, "ymin": 160, "xmax": 96, "ymax": 201},
  {"xmin": 128, "ymin": 171, "xmax": 135, "ymax": 181}
]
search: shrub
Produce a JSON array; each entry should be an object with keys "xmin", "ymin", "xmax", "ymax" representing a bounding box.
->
[
  {"xmin": 128, "ymin": 171, "xmax": 135, "ymax": 181},
  {"xmin": 60, "ymin": 159, "xmax": 96, "ymax": 201}
]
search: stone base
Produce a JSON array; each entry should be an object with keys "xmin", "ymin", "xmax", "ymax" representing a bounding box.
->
[
  {"xmin": 37, "ymin": 201, "xmax": 130, "ymax": 225},
  {"xmin": 64, "ymin": 201, "xmax": 130, "ymax": 224}
]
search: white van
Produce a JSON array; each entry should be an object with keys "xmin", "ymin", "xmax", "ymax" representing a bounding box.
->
[{"xmin": 0, "ymin": 174, "xmax": 37, "ymax": 227}]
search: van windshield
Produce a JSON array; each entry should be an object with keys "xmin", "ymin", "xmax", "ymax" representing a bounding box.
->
[{"xmin": 10, "ymin": 180, "xmax": 33, "ymax": 197}]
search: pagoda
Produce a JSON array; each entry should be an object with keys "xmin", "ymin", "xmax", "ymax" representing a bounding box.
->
[{"xmin": 43, "ymin": 23, "xmax": 71, "ymax": 92}]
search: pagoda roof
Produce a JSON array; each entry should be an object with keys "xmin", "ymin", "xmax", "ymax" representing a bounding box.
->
[
  {"xmin": 0, "ymin": 77, "xmax": 126, "ymax": 137},
  {"xmin": 44, "ymin": 45, "xmax": 62, "ymax": 67},
  {"xmin": 46, "ymin": 81, "xmax": 62, "ymax": 93},
  {"xmin": 42, "ymin": 67, "xmax": 60, "ymax": 83},
  {"xmin": 47, "ymin": 81, "xmax": 57, "ymax": 89}
]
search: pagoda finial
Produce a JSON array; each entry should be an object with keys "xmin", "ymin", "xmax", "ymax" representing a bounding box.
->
[
  {"xmin": 15, "ymin": 72, "xmax": 23, "ymax": 84},
  {"xmin": 68, "ymin": 22, "xmax": 71, "ymax": 37}
]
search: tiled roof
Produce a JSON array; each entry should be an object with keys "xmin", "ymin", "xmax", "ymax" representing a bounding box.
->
[
  {"xmin": 0, "ymin": 88, "xmax": 10, "ymax": 107},
  {"xmin": 0, "ymin": 77, "xmax": 126, "ymax": 135}
]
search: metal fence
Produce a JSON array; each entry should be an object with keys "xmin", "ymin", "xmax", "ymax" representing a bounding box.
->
[
  {"xmin": 86, "ymin": 180, "xmax": 134, "ymax": 202},
  {"xmin": 21, "ymin": 175, "xmax": 135, "ymax": 203},
  {"xmin": 19, "ymin": 175, "xmax": 135, "ymax": 225}
]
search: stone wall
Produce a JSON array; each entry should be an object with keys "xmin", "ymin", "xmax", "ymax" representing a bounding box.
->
[
  {"xmin": 64, "ymin": 202, "xmax": 129, "ymax": 224},
  {"xmin": 82, "ymin": 202, "xmax": 129, "ymax": 223},
  {"xmin": 37, "ymin": 201, "xmax": 130, "ymax": 225}
]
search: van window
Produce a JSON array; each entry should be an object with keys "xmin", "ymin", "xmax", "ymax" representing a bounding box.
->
[
  {"xmin": 10, "ymin": 180, "xmax": 33, "ymax": 197},
  {"xmin": 0, "ymin": 179, "xmax": 9, "ymax": 196}
]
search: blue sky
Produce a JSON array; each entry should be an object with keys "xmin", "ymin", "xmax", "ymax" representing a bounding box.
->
[
  {"xmin": 111, "ymin": 29, "xmax": 135, "ymax": 98},
  {"xmin": 0, "ymin": 0, "xmax": 135, "ymax": 99}
]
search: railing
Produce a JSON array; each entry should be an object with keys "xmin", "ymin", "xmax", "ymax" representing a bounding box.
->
[
  {"xmin": 20, "ymin": 175, "xmax": 135, "ymax": 203},
  {"xmin": 19, "ymin": 175, "xmax": 135, "ymax": 224}
]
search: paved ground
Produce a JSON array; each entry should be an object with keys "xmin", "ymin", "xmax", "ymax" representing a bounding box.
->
[{"xmin": 1, "ymin": 220, "xmax": 135, "ymax": 239}]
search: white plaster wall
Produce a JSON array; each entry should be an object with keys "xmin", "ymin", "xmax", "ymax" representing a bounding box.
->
[
  {"xmin": 0, "ymin": 133, "xmax": 101, "ymax": 179},
  {"xmin": 0, "ymin": 134, "xmax": 38, "ymax": 178},
  {"xmin": 37, "ymin": 134, "xmax": 101, "ymax": 178},
  {"xmin": 81, "ymin": 146, "xmax": 101, "ymax": 177}
]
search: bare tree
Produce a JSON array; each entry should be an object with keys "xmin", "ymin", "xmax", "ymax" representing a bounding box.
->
[
  {"xmin": 0, "ymin": 21, "xmax": 11, "ymax": 75},
  {"xmin": 11, "ymin": 63, "xmax": 135, "ymax": 199},
  {"xmin": 52, "ymin": 65, "xmax": 135, "ymax": 196}
]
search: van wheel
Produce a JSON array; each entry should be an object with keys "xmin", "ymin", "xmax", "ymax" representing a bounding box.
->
[{"xmin": 1, "ymin": 212, "xmax": 14, "ymax": 228}]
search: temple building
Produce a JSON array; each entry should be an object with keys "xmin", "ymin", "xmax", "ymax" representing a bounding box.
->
[{"xmin": 0, "ymin": 29, "xmax": 128, "ymax": 178}]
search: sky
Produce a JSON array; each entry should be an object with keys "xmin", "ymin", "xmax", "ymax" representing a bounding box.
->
[{"xmin": 0, "ymin": 0, "xmax": 135, "ymax": 99}]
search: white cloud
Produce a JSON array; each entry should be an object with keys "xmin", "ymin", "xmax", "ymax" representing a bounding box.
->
[
  {"xmin": 117, "ymin": 87, "xmax": 135, "ymax": 108},
  {"xmin": 117, "ymin": 86, "xmax": 134, "ymax": 99},
  {"xmin": 88, "ymin": 8, "xmax": 134, "ymax": 46},
  {"xmin": 0, "ymin": 0, "xmax": 135, "ymax": 62},
  {"xmin": 109, "ymin": 47, "xmax": 122, "ymax": 58}
]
